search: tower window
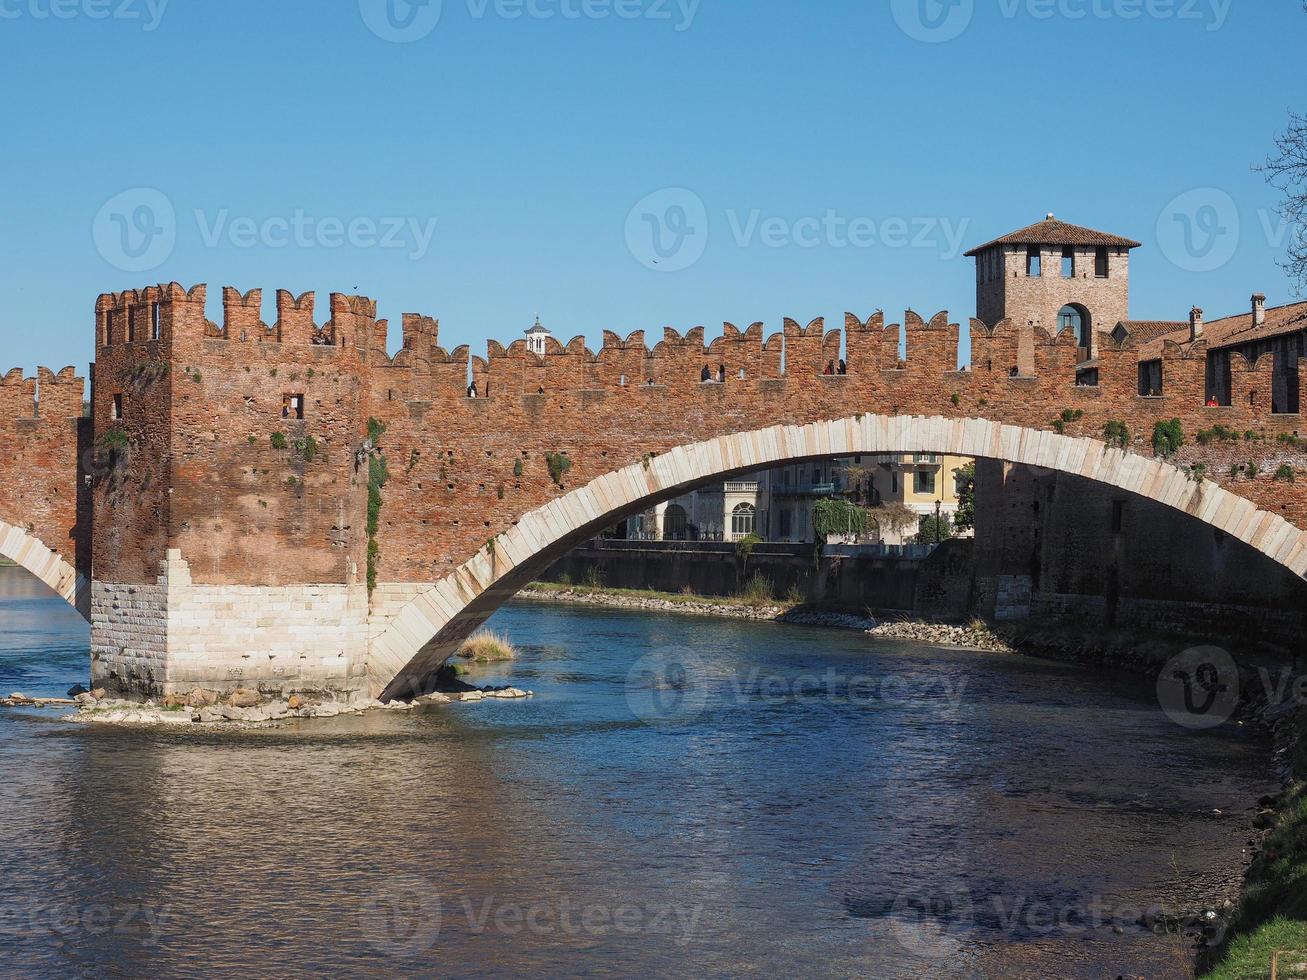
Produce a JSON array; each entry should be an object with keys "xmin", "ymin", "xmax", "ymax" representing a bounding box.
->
[
  {"xmin": 1095, "ymin": 246, "xmax": 1109, "ymax": 278},
  {"xmin": 127, "ymin": 307, "xmax": 137, "ymax": 343},
  {"xmin": 104, "ymin": 311, "xmax": 115, "ymax": 346},
  {"xmin": 111, "ymin": 393, "xmax": 123, "ymax": 420},
  {"xmin": 151, "ymin": 303, "xmax": 161, "ymax": 340},
  {"xmin": 1061, "ymin": 247, "xmax": 1075, "ymax": 278},
  {"xmin": 1026, "ymin": 246, "xmax": 1041, "ymax": 277}
]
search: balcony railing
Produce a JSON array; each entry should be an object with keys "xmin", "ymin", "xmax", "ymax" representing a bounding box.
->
[{"xmin": 723, "ymin": 482, "xmax": 760, "ymax": 493}]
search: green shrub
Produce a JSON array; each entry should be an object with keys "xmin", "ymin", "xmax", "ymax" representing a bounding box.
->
[
  {"xmin": 1151, "ymin": 418, "xmax": 1185, "ymax": 457},
  {"xmin": 739, "ymin": 573, "xmax": 774, "ymax": 607},
  {"xmin": 546, "ymin": 452, "xmax": 572, "ymax": 487},
  {"xmin": 1102, "ymin": 420, "xmax": 1130, "ymax": 450},
  {"xmin": 1275, "ymin": 464, "xmax": 1296, "ymax": 483},
  {"xmin": 270, "ymin": 432, "xmax": 287, "ymax": 450}
]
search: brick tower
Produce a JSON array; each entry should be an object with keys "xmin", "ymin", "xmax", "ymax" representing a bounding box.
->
[
  {"xmin": 89, "ymin": 284, "xmax": 376, "ymax": 698},
  {"xmin": 966, "ymin": 214, "xmax": 1141, "ymax": 360}
]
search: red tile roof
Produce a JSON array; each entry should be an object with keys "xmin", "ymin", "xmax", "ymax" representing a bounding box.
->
[
  {"xmin": 965, "ymin": 216, "xmax": 1142, "ymax": 257},
  {"xmin": 1138, "ymin": 300, "xmax": 1307, "ymax": 360}
]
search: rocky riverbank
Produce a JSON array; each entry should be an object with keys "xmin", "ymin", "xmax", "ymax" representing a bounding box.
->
[
  {"xmin": 520, "ymin": 583, "xmax": 1018, "ymax": 652},
  {"xmin": 518, "ymin": 585, "xmax": 788, "ymax": 620},
  {"xmin": 2, "ymin": 684, "xmax": 534, "ymax": 729}
]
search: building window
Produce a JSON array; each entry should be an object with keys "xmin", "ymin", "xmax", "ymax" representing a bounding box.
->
[
  {"xmin": 1095, "ymin": 246, "xmax": 1109, "ymax": 278},
  {"xmin": 1026, "ymin": 246, "xmax": 1041, "ymax": 277},
  {"xmin": 891, "ymin": 468, "xmax": 900, "ymax": 495},
  {"xmin": 731, "ymin": 503, "xmax": 756, "ymax": 537},
  {"xmin": 914, "ymin": 469, "xmax": 936, "ymax": 495},
  {"xmin": 127, "ymin": 307, "xmax": 137, "ymax": 343},
  {"xmin": 104, "ymin": 311, "xmax": 115, "ymax": 346},
  {"xmin": 111, "ymin": 393, "xmax": 123, "ymax": 420},
  {"xmin": 282, "ymin": 393, "xmax": 305, "ymax": 420},
  {"xmin": 779, "ymin": 508, "xmax": 792, "ymax": 538},
  {"xmin": 1061, "ymin": 247, "xmax": 1075, "ymax": 278},
  {"xmin": 151, "ymin": 303, "xmax": 161, "ymax": 340},
  {"xmin": 1138, "ymin": 361, "xmax": 1163, "ymax": 397}
]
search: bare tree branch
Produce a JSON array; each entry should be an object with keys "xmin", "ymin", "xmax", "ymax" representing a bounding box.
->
[{"xmin": 1259, "ymin": 110, "xmax": 1307, "ymax": 296}]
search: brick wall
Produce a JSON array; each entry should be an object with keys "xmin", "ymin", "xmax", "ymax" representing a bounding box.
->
[{"xmin": 974, "ymin": 461, "xmax": 1307, "ymax": 645}]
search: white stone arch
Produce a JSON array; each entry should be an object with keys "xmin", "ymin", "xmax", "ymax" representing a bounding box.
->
[
  {"xmin": 370, "ymin": 415, "xmax": 1307, "ymax": 700},
  {"xmin": 0, "ymin": 519, "xmax": 90, "ymax": 620}
]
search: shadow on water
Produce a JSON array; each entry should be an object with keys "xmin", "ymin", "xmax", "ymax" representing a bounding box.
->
[{"xmin": 0, "ymin": 568, "xmax": 1276, "ymax": 978}]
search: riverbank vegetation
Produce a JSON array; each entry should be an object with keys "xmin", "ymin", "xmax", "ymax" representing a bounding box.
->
[
  {"xmin": 1203, "ymin": 711, "xmax": 1307, "ymax": 978},
  {"xmin": 457, "ymin": 629, "xmax": 518, "ymax": 662}
]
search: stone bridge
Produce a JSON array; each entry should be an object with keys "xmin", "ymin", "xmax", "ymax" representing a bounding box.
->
[{"xmin": 3, "ymin": 283, "xmax": 1306, "ymax": 699}]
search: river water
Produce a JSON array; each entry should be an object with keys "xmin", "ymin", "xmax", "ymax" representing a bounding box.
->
[{"xmin": 0, "ymin": 566, "xmax": 1276, "ymax": 978}]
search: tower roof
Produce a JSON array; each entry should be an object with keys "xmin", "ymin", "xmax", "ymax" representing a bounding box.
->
[
  {"xmin": 525, "ymin": 315, "xmax": 550, "ymax": 336},
  {"xmin": 964, "ymin": 214, "xmax": 1142, "ymax": 257}
]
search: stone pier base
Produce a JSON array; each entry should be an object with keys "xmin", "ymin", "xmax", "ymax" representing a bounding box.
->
[{"xmin": 90, "ymin": 550, "xmax": 369, "ymax": 698}]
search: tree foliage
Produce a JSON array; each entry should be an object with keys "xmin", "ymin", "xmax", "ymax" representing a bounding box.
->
[{"xmin": 810, "ymin": 497, "xmax": 867, "ymax": 541}]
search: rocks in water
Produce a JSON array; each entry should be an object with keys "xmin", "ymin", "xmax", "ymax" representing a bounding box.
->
[
  {"xmin": 866, "ymin": 620, "xmax": 1013, "ymax": 652},
  {"xmin": 73, "ymin": 692, "xmax": 97, "ymax": 706},
  {"xmin": 67, "ymin": 684, "xmax": 89, "ymax": 698},
  {"xmin": 415, "ymin": 692, "xmax": 451, "ymax": 705},
  {"xmin": 226, "ymin": 689, "xmax": 262, "ymax": 708},
  {"xmin": 8, "ymin": 692, "xmax": 31, "ymax": 704}
]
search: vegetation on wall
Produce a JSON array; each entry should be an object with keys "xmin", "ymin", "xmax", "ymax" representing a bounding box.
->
[
  {"xmin": 1151, "ymin": 418, "xmax": 1185, "ymax": 457},
  {"xmin": 1102, "ymin": 420, "xmax": 1130, "ymax": 450},
  {"xmin": 545, "ymin": 452, "xmax": 572, "ymax": 487},
  {"xmin": 366, "ymin": 418, "xmax": 389, "ymax": 593}
]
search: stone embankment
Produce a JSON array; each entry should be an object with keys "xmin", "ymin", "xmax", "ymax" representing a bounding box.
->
[{"xmin": 3, "ymin": 684, "xmax": 533, "ymax": 729}]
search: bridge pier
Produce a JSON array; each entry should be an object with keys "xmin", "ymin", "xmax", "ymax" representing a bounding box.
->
[{"xmin": 91, "ymin": 550, "xmax": 370, "ymax": 699}]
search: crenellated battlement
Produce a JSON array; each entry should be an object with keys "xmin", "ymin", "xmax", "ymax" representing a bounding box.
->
[{"xmin": 0, "ymin": 366, "xmax": 85, "ymax": 420}]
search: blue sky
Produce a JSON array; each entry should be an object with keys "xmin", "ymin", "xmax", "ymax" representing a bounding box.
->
[{"xmin": 0, "ymin": 0, "xmax": 1303, "ymax": 372}]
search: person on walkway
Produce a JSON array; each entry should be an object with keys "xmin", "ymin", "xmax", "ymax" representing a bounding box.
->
[
  {"xmin": 467, "ymin": 381, "xmax": 478, "ymax": 398},
  {"xmin": 701, "ymin": 364, "xmax": 712, "ymax": 382},
  {"xmin": 824, "ymin": 360, "xmax": 835, "ymax": 375},
  {"xmin": 838, "ymin": 359, "xmax": 847, "ymax": 375},
  {"xmin": 717, "ymin": 364, "xmax": 726, "ymax": 383}
]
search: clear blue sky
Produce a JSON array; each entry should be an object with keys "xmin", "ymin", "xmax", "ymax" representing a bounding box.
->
[{"xmin": 1, "ymin": 0, "xmax": 1303, "ymax": 373}]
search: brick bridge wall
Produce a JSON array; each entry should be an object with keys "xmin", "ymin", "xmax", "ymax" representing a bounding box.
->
[
  {"xmin": 3, "ymin": 282, "xmax": 1307, "ymax": 696},
  {"xmin": 0, "ymin": 366, "xmax": 89, "ymax": 611}
]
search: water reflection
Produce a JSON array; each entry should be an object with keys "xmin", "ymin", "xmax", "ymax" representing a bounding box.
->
[{"xmin": 0, "ymin": 568, "xmax": 1274, "ymax": 978}]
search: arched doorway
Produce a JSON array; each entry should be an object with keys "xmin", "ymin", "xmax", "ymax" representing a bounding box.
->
[
  {"xmin": 1059, "ymin": 304, "xmax": 1093, "ymax": 351},
  {"xmin": 663, "ymin": 504, "xmax": 688, "ymax": 540}
]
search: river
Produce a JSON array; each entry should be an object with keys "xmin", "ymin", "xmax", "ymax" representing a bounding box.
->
[{"xmin": 0, "ymin": 566, "xmax": 1276, "ymax": 978}]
